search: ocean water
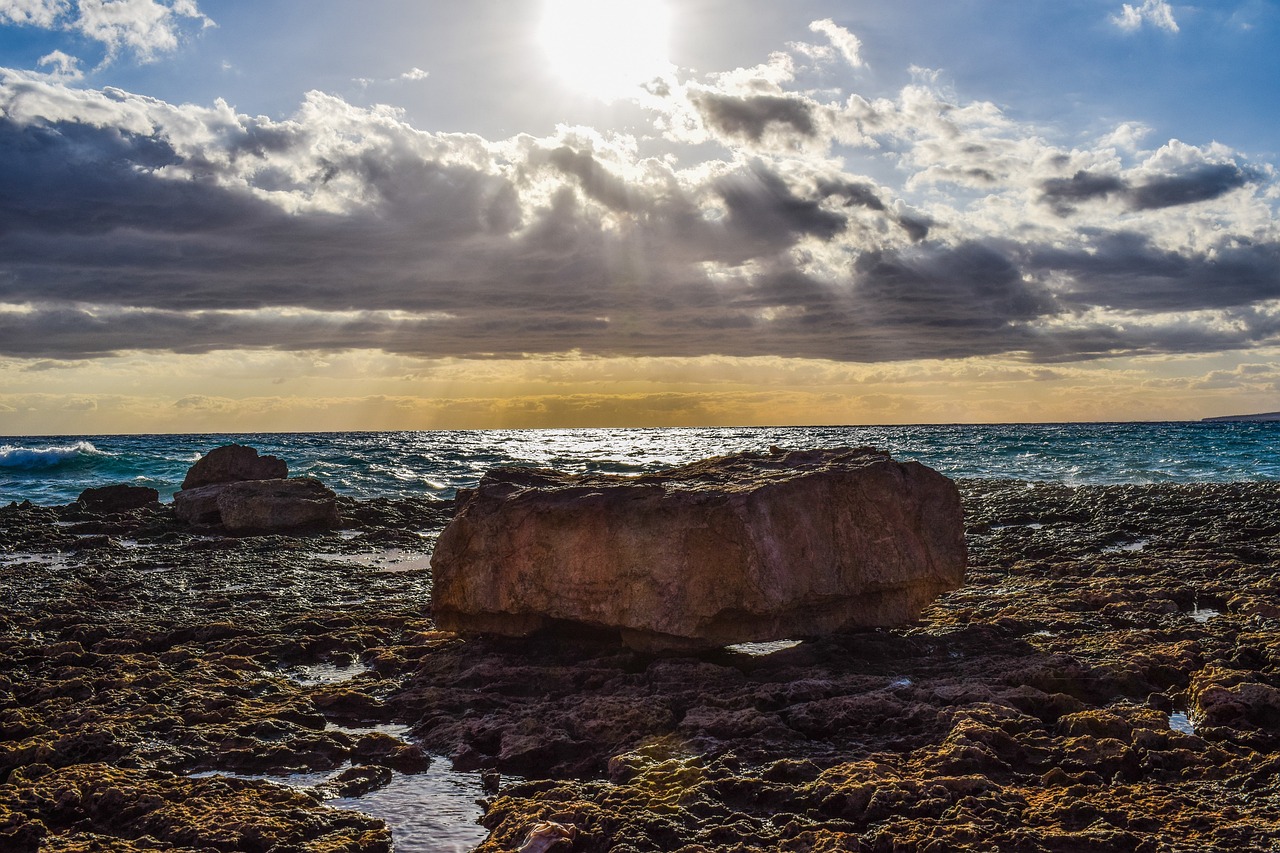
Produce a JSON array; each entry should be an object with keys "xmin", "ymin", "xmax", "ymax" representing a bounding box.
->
[{"xmin": 2, "ymin": 422, "xmax": 1279, "ymax": 506}]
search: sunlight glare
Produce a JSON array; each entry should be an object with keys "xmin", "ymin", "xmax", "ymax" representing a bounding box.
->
[{"xmin": 538, "ymin": 0, "xmax": 672, "ymax": 101}]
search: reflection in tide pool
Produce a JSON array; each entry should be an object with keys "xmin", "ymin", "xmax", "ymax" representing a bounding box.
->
[
  {"xmin": 322, "ymin": 548, "xmax": 433, "ymax": 573},
  {"xmin": 725, "ymin": 639, "xmax": 803, "ymax": 656},
  {"xmin": 283, "ymin": 660, "xmax": 372, "ymax": 686},
  {"xmin": 190, "ymin": 755, "xmax": 494, "ymax": 852},
  {"xmin": 1189, "ymin": 606, "xmax": 1221, "ymax": 623},
  {"xmin": 1169, "ymin": 712, "xmax": 1196, "ymax": 734},
  {"xmin": 327, "ymin": 763, "xmax": 491, "ymax": 853}
]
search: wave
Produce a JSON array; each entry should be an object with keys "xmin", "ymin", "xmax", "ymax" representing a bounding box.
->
[{"xmin": 0, "ymin": 441, "xmax": 107, "ymax": 470}]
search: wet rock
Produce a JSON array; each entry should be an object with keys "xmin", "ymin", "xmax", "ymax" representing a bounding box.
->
[
  {"xmin": 218, "ymin": 478, "xmax": 339, "ymax": 533},
  {"xmin": 432, "ymin": 447, "xmax": 966, "ymax": 651},
  {"xmin": 351, "ymin": 733, "xmax": 433, "ymax": 773},
  {"xmin": 517, "ymin": 821, "xmax": 578, "ymax": 852},
  {"xmin": 174, "ymin": 478, "xmax": 339, "ymax": 533},
  {"xmin": 0, "ymin": 763, "xmax": 391, "ymax": 852},
  {"xmin": 75, "ymin": 484, "xmax": 159, "ymax": 513},
  {"xmin": 172, "ymin": 482, "xmax": 225, "ymax": 525},
  {"xmin": 181, "ymin": 443, "xmax": 288, "ymax": 489},
  {"xmin": 311, "ymin": 764, "xmax": 395, "ymax": 799},
  {"xmin": 1191, "ymin": 667, "xmax": 1280, "ymax": 737}
]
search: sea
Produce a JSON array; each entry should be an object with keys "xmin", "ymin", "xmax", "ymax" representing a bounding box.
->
[{"xmin": 3, "ymin": 422, "xmax": 1280, "ymax": 506}]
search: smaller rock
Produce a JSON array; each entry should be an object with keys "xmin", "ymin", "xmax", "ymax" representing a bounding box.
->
[
  {"xmin": 219, "ymin": 478, "xmax": 340, "ymax": 533},
  {"xmin": 172, "ymin": 483, "xmax": 225, "ymax": 525},
  {"xmin": 76, "ymin": 484, "xmax": 159, "ymax": 512},
  {"xmin": 173, "ymin": 478, "xmax": 339, "ymax": 533},
  {"xmin": 311, "ymin": 765, "xmax": 394, "ymax": 799},
  {"xmin": 182, "ymin": 444, "xmax": 288, "ymax": 490},
  {"xmin": 518, "ymin": 822, "xmax": 578, "ymax": 853}
]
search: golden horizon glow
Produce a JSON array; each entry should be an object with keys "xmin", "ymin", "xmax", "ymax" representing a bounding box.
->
[
  {"xmin": 2, "ymin": 349, "xmax": 1277, "ymax": 435},
  {"xmin": 537, "ymin": 0, "xmax": 672, "ymax": 101}
]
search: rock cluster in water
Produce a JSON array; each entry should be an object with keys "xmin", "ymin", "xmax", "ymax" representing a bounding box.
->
[
  {"xmin": 171, "ymin": 444, "xmax": 339, "ymax": 534},
  {"xmin": 431, "ymin": 447, "xmax": 967, "ymax": 651}
]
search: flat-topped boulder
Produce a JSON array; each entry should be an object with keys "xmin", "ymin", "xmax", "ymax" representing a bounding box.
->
[
  {"xmin": 430, "ymin": 447, "xmax": 966, "ymax": 652},
  {"xmin": 174, "ymin": 477, "xmax": 339, "ymax": 533},
  {"xmin": 181, "ymin": 444, "xmax": 287, "ymax": 490}
]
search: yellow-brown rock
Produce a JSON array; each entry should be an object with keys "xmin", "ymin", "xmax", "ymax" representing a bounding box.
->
[{"xmin": 430, "ymin": 447, "xmax": 966, "ymax": 651}]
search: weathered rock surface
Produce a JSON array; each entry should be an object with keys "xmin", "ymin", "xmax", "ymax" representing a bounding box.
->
[
  {"xmin": 174, "ymin": 477, "xmax": 339, "ymax": 532},
  {"xmin": 181, "ymin": 443, "xmax": 288, "ymax": 490},
  {"xmin": 431, "ymin": 447, "xmax": 966, "ymax": 650},
  {"xmin": 75, "ymin": 484, "xmax": 158, "ymax": 512},
  {"xmin": 3, "ymin": 482, "xmax": 1280, "ymax": 851},
  {"xmin": 171, "ymin": 481, "xmax": 224, "ymax": 525}
]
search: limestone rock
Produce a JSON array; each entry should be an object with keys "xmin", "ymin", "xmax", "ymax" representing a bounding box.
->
[
  {"xmin": 430, "ymin": 447, "xmax": 966, "ymax": 651},
  {"xmin": 181, "ymin": 444, "xmax": 288, "ymax": 490},
  {"xmin": 172, "ymin": 482, "xmax": 223, "ymax": 525},
  {"xmin": 173, "ymin": 478, "xmax": 339, "ymax": 533},
  {"xmin": 76, "ymin": 484, "xmax": 159, "ymax": 512}
]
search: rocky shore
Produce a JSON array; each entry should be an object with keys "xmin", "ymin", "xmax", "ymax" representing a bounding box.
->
[{"xmin": 2, "ymin": 480, "xmax": 1279, "ymax": 851}]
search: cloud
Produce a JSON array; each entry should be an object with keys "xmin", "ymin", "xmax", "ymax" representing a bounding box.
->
[
  {"xmin": 693, "ymin": 91, "xmax": 817, "ymax": 143},
  {"xmin": 1111, "ymin": 0, "xmax": 1179, "ymax": 33},
  {"xmin": 0, "ymin": 0, "xmax": 67, "ymax": 27},
  {"xmin": 808, "ymin": 19, "xmax": 865, "ymax": 68},
  {"xmin": 36, "ymin": 49, "xmax": 83, "ymax": 81},
  {"xmin": 0, "ymin": 24, "xmax": 1277, "ymax": 370},
  {"xmin": 354, "ymin": 66, "xmax": 430, "ymax": 88},
  {"xmin": 1040, "ymin": 163, "xmax": 1257, "ymax": 215},
  {"xmin": 0, "ymin": 0, "xmax": 212, "ymax": 63}
]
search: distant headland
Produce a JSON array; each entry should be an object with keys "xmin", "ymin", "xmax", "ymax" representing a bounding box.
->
[{"xmin": 1202, "ymin": 411, "xmax": 1280, "ymax": 422}]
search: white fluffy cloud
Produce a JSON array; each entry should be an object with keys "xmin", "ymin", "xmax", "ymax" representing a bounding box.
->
[
  {"xmin": 0, "ymin": 0, "xmax": 211, "ymax": 62},
  {"xmin": 1111, "ymin": 0, "xmax": 1179, "ymax": 33},
  {"xmin": 808, "ymin": 18, "xmax": 865, "ymax": 68},
  {"xmin": 0, "ymin": 0, "xmax": 66, "ymax": 27}
]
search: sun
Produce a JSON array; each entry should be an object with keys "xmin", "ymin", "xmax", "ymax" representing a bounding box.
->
[{"xmin": 537, "ymin": 0, "xmax": 672, "ymax": 101}]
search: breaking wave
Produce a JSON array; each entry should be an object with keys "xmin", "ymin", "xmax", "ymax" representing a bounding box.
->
[{"xmin": 0, "ymin": 441, "xmax": 107, "ymax": 470}]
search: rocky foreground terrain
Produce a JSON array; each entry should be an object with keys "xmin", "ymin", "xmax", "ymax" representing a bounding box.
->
[{"xmin": 1, "ymin": 481, "xmax": 1278, "ymax": 851}]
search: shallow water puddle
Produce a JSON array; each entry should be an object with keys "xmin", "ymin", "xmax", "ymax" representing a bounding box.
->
[
  {"xmin": 321, "ymin": 548, "xmax": 432, "ymax": 573},
  {"xmin": 1168, "ymin": 712, "xmax": 1196, "ymax": 734},
  {"xmin": 724, "ymin": 639, "xmax": 803, "ymax": 656},
  {"xmin": 190, "ymin": 758, "xmax": 492, "ymax": 852},
  {"xmin": 1188, "ymin": 606, "xmax": 1221, "ymax": 623},
  {"xmin": 284, "ymin": 660, "xmax": 372, "ymax": 686},
  {"xmin": 1102, "ymin": 538, "xmax": 1149, "ymax": 554},
  {"xmin": 327, "ymin": 722, "xmax": 412, "ymax": 738},
  {"xmin": 327, "ymin": 763, "xmax": 491, "ymax": 853},
  {"xmin": 0, "ymin": 552, "xmax": 72, "ymax": 570}
]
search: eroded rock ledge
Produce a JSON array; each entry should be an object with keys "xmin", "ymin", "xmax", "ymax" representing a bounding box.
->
[{"xmin": 431, "ymin": 447, "xmax": 967, "ymax": 651}]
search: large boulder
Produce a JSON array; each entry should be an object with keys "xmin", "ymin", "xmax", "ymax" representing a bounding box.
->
[
  {"xmin": 173, "ymin": 478, "xmax": 339, "ymax": 533},
  {"xmin": 430, "ymin": 447, "xmax": 966, "ymax": 651},
  {"xmin": 181, "ymin": 444, "xmax": 288, "ymax": 490}
]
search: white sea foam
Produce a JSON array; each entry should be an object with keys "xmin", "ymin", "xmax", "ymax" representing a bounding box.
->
[{"xmin": 0, "ymin": 440, "xmax": 103, "ymax": 469}]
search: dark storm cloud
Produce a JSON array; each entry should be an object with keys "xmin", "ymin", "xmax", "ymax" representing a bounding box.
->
[
  {"xmin": 1029, "ymin": 232, "xmax": 1280, "ymax": 312},
  {"xmin": 1039, "ymin": 170, "xmax": 1127, "ymax": 215},
  {"xmin": 1, "ymin": 78, "xmax": 1279, "ymax": 367},
  {"xmin": 540, "ymin": 146, "xmax": 640, "ymax": 213},
  {"xmin": 715, "ymin": 164, "xmax": 847, "ymax": 244},
  {"xmin": 1040, "ymin": 164, "xmax": 1257, "ymax": 216},
  {"xmin": 1127, "ymin": 162, "xmax": 1256, "ymax": 211},
  {"xmin": 694, "ymin": 92, "xmax": 816, "ymax": 141},
  {"xmin": 814, "ymin": 178, "xmax": 930, "ymax": 241}
]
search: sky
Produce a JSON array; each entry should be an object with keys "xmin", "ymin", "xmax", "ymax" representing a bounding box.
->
[{"xmin": 1, "ymin": 0, "xmax": 1279, "ymax": 434}]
